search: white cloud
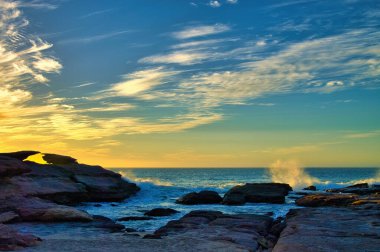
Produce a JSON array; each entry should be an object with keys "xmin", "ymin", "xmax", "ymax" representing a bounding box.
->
[
  {"xmin": 139, "ymin": 51, "xmax": 208, "ymax": 65},
  {"xmin": 33, "ymin": 57, "xmax": 62, "ymax": 72},
  {"xmin": 226, "ymin": 0, "xmax": 238, "ymax": 4},
  {"xmin": 209, "ymin": 1, "xmax": 221, "ymax": 8},
  {"xmin": 172, "ymin": 24, "xmax": 230, "ymax": 39},
  {"xmin": 111, "ymin": 67, "xmax": 178, "ymax": 96}
]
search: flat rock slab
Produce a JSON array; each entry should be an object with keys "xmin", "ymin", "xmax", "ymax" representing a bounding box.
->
[
  {"xmin": 155, "ymin": 210, "xmax": 276, "ymax": 251},
  {"xmin": 273, "ymin": 206, "xmax": 380, "ymax": 252}
]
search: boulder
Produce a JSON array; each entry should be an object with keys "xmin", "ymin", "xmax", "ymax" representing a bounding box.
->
[
  {"xmin": 273, "ymin": 207, "xmax": 380, "ymax": 252},
  {"xmin": 144, "ymin": 208, "xmax": 179, "ymax": 217},
  {"xmin": 223, "ymin": 183, "xmax": 292, "ymax": 205},
  {"xmin": 176, "ymin": 190, "xmax": 222, "ymax": 205},
  {"xmin": 0, "ymin": 151, "xmax": 40, "ymax": 161},
  {"xmin": 0, "ymin": 224, "xmax": 41, "ymax": 251},
  {"xmin": 303, "ymin": 185, "xmax": 316, "ymax": 191},
  {"xmin": 0, "ymin": 156, "xmax": 31, "ymax": 177}
]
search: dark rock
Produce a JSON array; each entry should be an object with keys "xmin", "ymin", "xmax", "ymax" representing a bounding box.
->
[
  {"xmin": 42, "ymin": 153, "xmax": 78, "ymax": 165},
  {"xmin": 117, "ymin": 216, "xmax": 153, "ymax": 221},
  {"xmin": 111, "ymin": 203, "xmax": 118, "ymax": 207},
  {"xmin": 143, "ymin": 234, "xmax": 162, "ymax": 239},
  {"xmin": 223, "ymin": 183, "xmax": 292, "ymax": 205},
  {"xmin": 176, "ymin": 190, "xmax": 222, "ymax": 205},
  {"xmin": 0, "ymin": 151, "xmax": 40, "ymax": 161},
  {"xmin": 144, "ymin": 208, "xmax": 179, "ymax": 217},
  {"xmin": 303, "ymin": 185, "xmax": 316, "ymax": 191},
  {"xmin": 94, "ymin": 204, "xmax": 102, "ymax": 207},
  {"xmin": 0, "ymin": 156, "xmax": 31, "ymax": 177},
  {"xmin": 0, "ymin": 224, "xmax": 41, "ymax": 251}
]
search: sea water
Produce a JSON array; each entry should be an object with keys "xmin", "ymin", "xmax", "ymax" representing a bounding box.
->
[{"xmin": 75, "ymin": 167, "xmax": 379, "ymax": 232}]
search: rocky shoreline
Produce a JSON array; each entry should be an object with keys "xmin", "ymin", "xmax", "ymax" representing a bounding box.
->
[{"xmin": 1, "ymin": 151, "xmax": 379, "ymax": 251}]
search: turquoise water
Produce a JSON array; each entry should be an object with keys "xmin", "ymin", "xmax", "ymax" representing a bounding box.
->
[{"xmin": 75, "ymin": 168, "xmax": 379, "ymax": 231}]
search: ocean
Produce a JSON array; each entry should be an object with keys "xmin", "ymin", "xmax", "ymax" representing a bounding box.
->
[{"xmin": 75, "ymin": 167, "xmax": 380, "ymax": 232}]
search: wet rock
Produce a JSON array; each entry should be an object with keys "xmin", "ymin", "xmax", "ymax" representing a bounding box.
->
[
  {"xmin": 125, "ymin": 228, "xmax": 137, "ymax": 232},
  {"xmin": 0, "ymin": 156, "xmax": 31, "ymax": 177},
  {"xmin": 303, "ymin": 185, "xmax": 316, "ymax": 191},
  {"xmin": 0, "ymin": 224, "xmax": 41, "ymax": 251},
  {"xmin": 223, "ymin": 183, "xmax": 292, "ymax": 205},
  {"xmin": 144, "ymin": 208, "xmax": 179, "ymax": 217},
  {"xmin": 176, "ymin": 190, "xmax": 223, "ymax": 205},
  {"xmin": 0, "ymin": 151, "xmax": 40, "ymax": 161},
  {"xmin": 273, "ymin": 207, "xmax": 380, "ymax": 252},
  {"xmin": 117, "ymin": 216, "xmax": 153, "ymax": 221}
]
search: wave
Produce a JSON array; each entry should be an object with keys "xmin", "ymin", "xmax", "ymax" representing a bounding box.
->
[
  {"xmin": 269, "ymin": 160, "xmax": 320, "ymax": 189},
  {"xmin": 119, "ymin": 170, "xmax": 173, "ymax": 187}
]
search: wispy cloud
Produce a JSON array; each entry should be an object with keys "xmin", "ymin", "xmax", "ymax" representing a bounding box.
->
[
  {"xmin": 79, "ymin": 8, "xmax": 113, "ymax": 19},
  {"xmin": 139, "ymin": 51, "xmax": 208, "ymax": 65},
  {"xmin": 172, "ymin": 24, "xmax": 230, "ymax": 39},
  {"xmin": 344, "ymin": 130, "xmax": 380, "ymax": 139},
  {"xmin": 58, "ymin": 30, "xmax": 130, "ymax": 44}
]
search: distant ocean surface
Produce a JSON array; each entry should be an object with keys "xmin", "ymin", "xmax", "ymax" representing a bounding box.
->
[{"xmin": 75, "ymin": 168, "xmax": 379, "ymax": 232}]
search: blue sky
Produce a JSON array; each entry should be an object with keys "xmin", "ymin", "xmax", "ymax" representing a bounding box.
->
[{"xmin": 1, "ymin": 0, "xmax": 380, "ymax": 167}]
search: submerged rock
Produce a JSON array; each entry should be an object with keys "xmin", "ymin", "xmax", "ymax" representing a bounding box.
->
[
  {"xmin": 117, "ymin": 216, "xmax": 153, "ymax": 221},
  {"xmin": 176, "ymin": 190, "xmax": 222, "ymax": 205},
  {"xmin": 144, "ymin": 208, "xmax": 179, "ymax": 217},
  {"xmin": 0, "ymin": 224, "xmax": 41, "ymax": 251},
  {"xmin": 223, "ymin": 183, "xmax": 292, "ymax": 205}
]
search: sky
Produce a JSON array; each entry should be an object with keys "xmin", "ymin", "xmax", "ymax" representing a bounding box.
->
[{"xmin": 0, "ymin": 0, "xmax": 379, "ymax": 168}]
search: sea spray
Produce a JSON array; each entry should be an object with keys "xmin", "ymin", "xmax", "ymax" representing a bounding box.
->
[
  {"xmin": 269, "ymin": 160, "xmax": 320, "ymax": 189},
  {"xmin": 119, "ymin": 170, "xmax": 173, "ymax": 186}
]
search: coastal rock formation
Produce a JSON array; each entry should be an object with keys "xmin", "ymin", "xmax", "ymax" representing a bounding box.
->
[
  {"xmin": 176, "ymin": 190, "xmax": 223, "ymax": 205},
  {"xmin": 223, "ymin": 183, "xmax": 292, "ymax": 205},
  {"xmin": 144, "ymin": 208, "xmax": 179, "ymax": 217},
  {"xmin": 0, "ymin": 151, "xmax": 140, "ymax": 250},
  {"xmin": 0, "ymin": 224, "xmax": 41, "ymax": 251},
  {"xmin": 155, "ymin": 210, "xmax": 279, "ymax": 251},
  {"xmin": 273, "ymin": 206, "xmax": 380, "ymax": 252},
  {"xmin": 0, "ymin": 152, "xmax": 140, "ymax": 204}
]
